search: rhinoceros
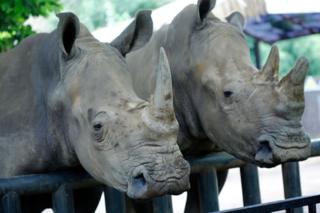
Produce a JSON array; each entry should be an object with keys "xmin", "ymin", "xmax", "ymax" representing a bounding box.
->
[
  {"xmin": 0, "ymin": 11, "xmax": 190, "ymax": 211},
  {"xmin": 125, "ymin": 0, "xmax": 311, "ymax": 167},
  {"xmin": 124, "ymin": 2, "xmax": 311, "ymax": 211}
]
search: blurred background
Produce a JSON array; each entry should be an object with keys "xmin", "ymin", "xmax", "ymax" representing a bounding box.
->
[{"xmin": 1, "ymin": 0, "xmax": 320, "ymax": 212}]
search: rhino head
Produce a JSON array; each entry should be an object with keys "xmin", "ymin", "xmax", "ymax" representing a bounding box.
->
[
  {"xmin": 164, "ymin": 0, "xmax": 311, "ymax": 167},
  {"xmin": 50, "ymin": 12, "xmax": 190, "ymax": 198}
]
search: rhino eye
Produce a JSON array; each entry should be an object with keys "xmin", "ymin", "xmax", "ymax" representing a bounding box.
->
[
  {"xmin": 223, "ymin": 91, "xmax": 233, "ymax": 98},
  {"xmin": 93, "ymin": 123, "xmax": 102, "ymax": 131},
  {"xmin": 92, "ymin": 122, "xmax": 105, "ymax": 142}
]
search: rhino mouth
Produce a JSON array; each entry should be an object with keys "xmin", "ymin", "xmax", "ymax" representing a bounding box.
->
[
  {"xmin": 254, "ymin": 134, "xmax": 311, "ymax": 167},
  {"xmin": 126, "ymin": 163, "xmax": 190, "ymax": 199}
]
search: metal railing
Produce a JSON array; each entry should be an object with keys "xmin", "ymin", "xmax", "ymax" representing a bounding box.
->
[
  {"xmin": 1, "ymin": 140, "xmax": 319, "ymax": 212},
  {"xmin": 0, "ymin": 170, "xmax": 100, "ymax": 212},
  {"xmin": 214, "ymin": 194, "xmax": 320, "ymax": 213}
]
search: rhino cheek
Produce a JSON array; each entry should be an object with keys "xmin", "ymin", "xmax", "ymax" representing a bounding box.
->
[
  {"xmin": 201, "ymin": 110, "xmax": 258, "ymax": 162},
  {"xmin": 94, "ymin": 149, "xmax": 130, "ymax": 191},
  {"xmin": 73, "ymin": 137, "xmax": 128, "ymax": 191}
]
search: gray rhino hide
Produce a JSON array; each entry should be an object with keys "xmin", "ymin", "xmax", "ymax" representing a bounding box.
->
[
  {"xmin": 125, "ymin": 0, "xmax": 311, "ymax": 167},
  {"xmin": 0, "ymin": 12, "xmax": 190, "ymax": 200}
]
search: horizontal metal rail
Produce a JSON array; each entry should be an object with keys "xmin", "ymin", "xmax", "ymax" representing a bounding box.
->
[
  {"xmin": 188, "ymin": 140, "xmax": 320, "ymax": 173},
  {"xmin": 1, "ymin": 140, "xmax": 319, "ymax": 195},
  {"xmin": 0, "ymin": 140, "xmax": 319, "ymax": 212},
  {"xmin": 213, "ymin": 194, "xmax": 320, "ymax": 213},
  {"xmin": 0, "ymin": 170, "xmax": 99, "ymax": 195}
]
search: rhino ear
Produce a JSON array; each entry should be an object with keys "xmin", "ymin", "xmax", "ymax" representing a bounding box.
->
[
  {"xmin": 197, "ymin": 0, "xmax": 216, "ymax": 22},
  {"xmin": 57, "ymin": 12, "xmax": 80, "ymax": 57},
  {"xmin": 226, "ymin": 11, "xmax": 245, "ymax": 31},
  {"xmin": 111, "ymin": 10, "xmax": 153, "ymax": 56}
]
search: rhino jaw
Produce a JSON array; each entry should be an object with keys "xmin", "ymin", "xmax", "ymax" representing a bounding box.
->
[{"xmin": 254, "ymin": 134, "xmax": 311, "ymax": 167}]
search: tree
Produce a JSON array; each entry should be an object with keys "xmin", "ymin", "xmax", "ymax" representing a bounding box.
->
[
  {"xmin": 111, "ymin": 0, "xmax": 171, "ymax": 19},
  {"xmin": 56, "ymin": 0, "xmax": 171, "ymax": 31},
  {"xmin": 0, "ymin": 0, "xmax": 61, "ymax": 52},
  {"xmin": 248, "ymin": 35, "xmax": 320, "ymax": 77}
]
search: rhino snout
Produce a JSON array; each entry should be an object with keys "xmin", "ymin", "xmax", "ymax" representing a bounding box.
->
[
  {"xmin": 127, "ymin": 158, "xmax": 190, "ymax": 199},
  {"xmin": 254, "ymin": 134, "xmax": 311, "ymax": 167}
]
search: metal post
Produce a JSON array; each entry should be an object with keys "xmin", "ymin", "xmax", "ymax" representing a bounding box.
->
[
  {"xmin": 240, "ymin": 164, "xmax": 261, "ymax": 206},
  {"xmin": 282, "ymin": 162, "xmax": 303, "ymax": 213},
  {"xmin": 253, "ymin": 39, "xmax": 261, "ymax": 69},
  {"xmin": 198, "ymin": 169, "xmax": 220, "ymax": 212},
  {"xmin": 1, "ymin": 192, "xmax": 21, "ymax": 213},
  {"xmin": 153, "ymin": 195, "xmax": 173, "ymax": 213},
  {"xmin": 308, "ymin": 204, "xmax": 316, "ymax": 213},
  {"xmin": 52, "ymin": 184, "xmax": 74, "ymax": 213},
  {"xmin": 282, "ymin": 162, "xmax": 302, "ymax": 198},
  {"xmin": 104, "ymin": 186, "xmax": 126, "ymax": 213}
]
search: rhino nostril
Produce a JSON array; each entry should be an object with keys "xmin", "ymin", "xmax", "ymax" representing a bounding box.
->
[
  {"xmin": 258, "ymin": 141, "xmax": 272, "ymax": 153},
  {"xmin": 255, "ymin": 140, "xmax": 274, "ymax": 165},
  {"xmin": 133, "ymin": 173, "xmax": 147, "ymax": 187}
]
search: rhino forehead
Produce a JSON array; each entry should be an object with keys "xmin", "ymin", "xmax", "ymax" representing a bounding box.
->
[{"xmin": 191, "ymin": 22, "xmax": 247, "ymax": 53}]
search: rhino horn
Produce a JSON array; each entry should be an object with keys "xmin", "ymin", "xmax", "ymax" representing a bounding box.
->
[
  {"xmin": 153, "ymin": 47, "xmax": 174, "ymax": 112},
  {"xmin": 261, "ymin": 45, "xmax": 279, "ymax": 82},
  {"xmin": 278, "ymin": 57, "xmax": 309, "ymax": 103},
  {"xmin": 142, "ymin": 47, "xmax": 177, "ymax": 133}
]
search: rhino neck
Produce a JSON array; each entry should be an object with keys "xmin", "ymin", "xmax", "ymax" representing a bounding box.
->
[
  {"xmin": 35, "ymin": 32, "xmax": 79, "ymax": 170},
  {"xmin": 47, "ymin": 94, "xmax": 79, "ymax": 170},
  {"xmin": 172, "ymin": 73, "xmax": 217, "ymax": 155},
  {"xmin": 0, "ymin": 32, "xmax": 78, "ymax": 176}
]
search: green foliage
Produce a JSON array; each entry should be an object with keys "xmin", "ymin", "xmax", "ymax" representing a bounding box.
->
[
  {"xmin": 57, "ymin": 0, "xmax": 111, "ymax": 31},
  {"xmin": 248, "ymin": 35, "xmax": 320, "ymax": 77},
  {"xmin": 57, "ymin": 0, "xmax": 171, "ymax": 31},
  {"xmin": 276, "ymin": 35, "xmax": 320, "ymax": 77},
  {"xmin": 0, "ymin": 0, "xmax": 61, "ymax": 52},
  {"xmin": 0, "ymin": 0, "xmax": 172, "ymax": 52},
  {"xmin": 111, "ymin": 0, "xmax": 171, "ymax": 19}
]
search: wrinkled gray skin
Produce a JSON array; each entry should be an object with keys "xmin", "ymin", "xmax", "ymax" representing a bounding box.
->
[
  {"xmin": 126, "ymin": 0, "xmax": 311, "ymax": 167},
  {"xmin": 0, "ymin": 11, "xmax": 190, "ymax": 203}
]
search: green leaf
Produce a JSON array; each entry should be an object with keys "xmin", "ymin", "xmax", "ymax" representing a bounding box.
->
[{"xmin": 0, "ymin": 0, "xmax": 61, "ymax": 52}]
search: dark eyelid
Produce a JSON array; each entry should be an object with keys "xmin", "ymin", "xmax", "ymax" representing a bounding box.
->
[
  {"xmin": 93, "ymin": 111, "xmax": 107, "ymax": 120},
  {"xmin": 95, "ymin": 111, "xmax": 107, "ymax": 116}
]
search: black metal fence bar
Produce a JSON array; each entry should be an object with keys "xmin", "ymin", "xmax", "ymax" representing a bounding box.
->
[
  {"xmin": 188, "ymin": 140, "xmax": 320, "ymax": 172},
  {"xmin": 282, "ymin": 162, "xmax": 303, "ymax": 213},
  {"xmin": 1, "ymin": 141, "xmax": 318, "ymax": 196},
  {"xmin": 0, "ymin": 170, "xmax": 99, "ymax": 196},
  {"xmin": 153, "ymin": 195, "xmax": 173, "ymax": 213},
  {"xmin": 104, "ymin": 186, "xmax": 126, "ymax": 213},
  {"xmin": 0, "ymin": 141, "xmax": 319, "ymax": 212},
  {"xmin": 198, "ymin": 169, "xmax": 220, "ymax": 212},
  {"xmin": 240, "ymin": 164, "xmax": 261, "ymax": 206},
  {"xmin": 311, "ymin": 139, "xmax": 320, "ymax": 156},
  {"xmin": 213, "ymin": 194, "xmax": 320, "ymax": 213},
  {"xmin": 308, "ymin": 203, "xmax": 317, "ymax": 213},
  {"xmin": 52, "ymin": 184, "xmax": 74, "ymax": 213},
  {"xmin": 188, "ymin": 152, "xmax": 245, "ymax": 173},
  {"xmin": 1, "ymin": 191, "xmax": 21, "ymax": 213},
  {"xmin": 282, "ymin": 162, "xmax": 302, "ymax": 198}
]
